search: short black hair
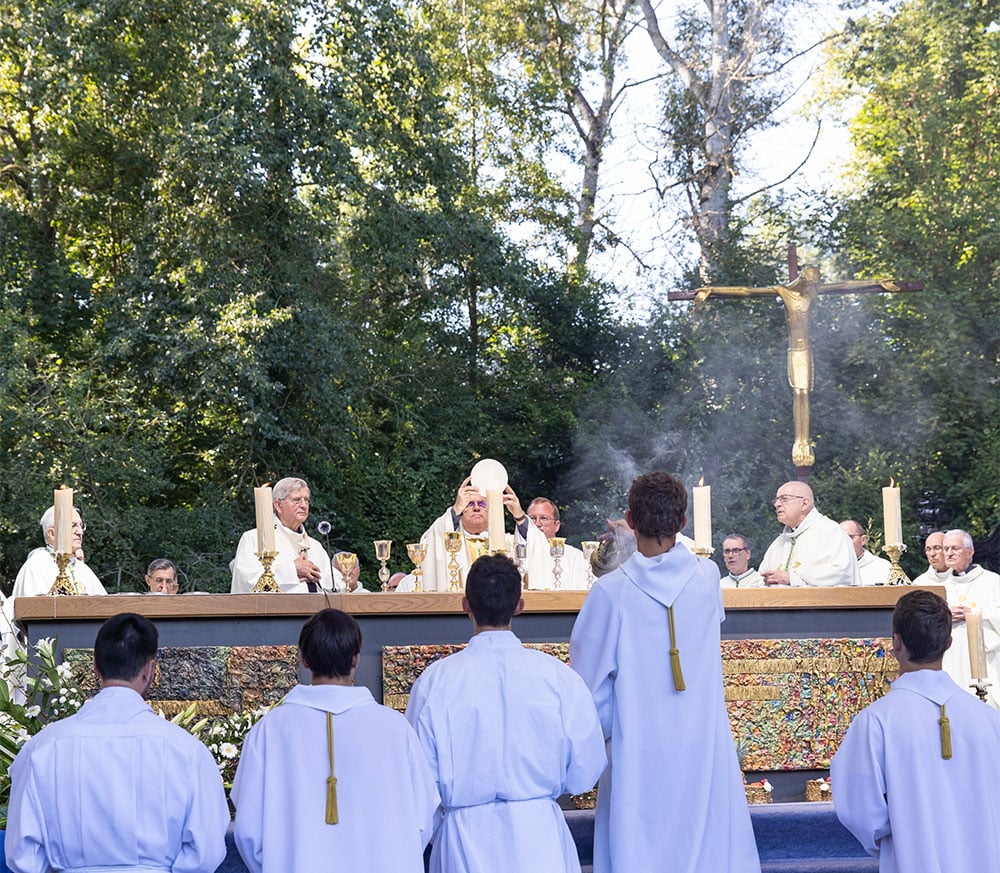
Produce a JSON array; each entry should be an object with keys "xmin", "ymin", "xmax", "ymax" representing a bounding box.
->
[
  {"xmin": 628, "ymin": 472, "xmax": 687, "ymax": 541},
  {"xmin": 893, "ymin": 590, "xmax": 952, "ymax": 663},
  {"xmin": 299, "ymin": 609, "xmax": 363, "ymax": 678},
  {"xmin": 465, "ymin": 555, "xmax": 521, "ymax": 627},
  {"xmin": 94, "ymin": 613, "xmax": 158, "ymax": 682}
]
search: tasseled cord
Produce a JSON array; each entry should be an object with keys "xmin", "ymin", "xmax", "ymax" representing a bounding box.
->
[
  {"xmin": 667, "ymin": 605, "xmax": 686, "ymax": 692},
  {"xmin": 938, "ymin": 703, "xmax": 952, "ymax": 760},
  {"xmin": 326, "ymin": 712, "xmax": 339, "ymax": 824}
]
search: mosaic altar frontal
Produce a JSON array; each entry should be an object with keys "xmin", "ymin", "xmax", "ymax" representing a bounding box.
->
[{"xmin": 382, "ymin": 638, "xmax": 894, "ymax": 771}]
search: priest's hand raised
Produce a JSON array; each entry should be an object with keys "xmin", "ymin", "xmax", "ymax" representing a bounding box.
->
[{"xmin": 453, "ymin": 478, "xmax": 484, "ymax": 515}]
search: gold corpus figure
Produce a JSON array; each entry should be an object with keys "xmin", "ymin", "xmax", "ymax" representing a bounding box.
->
[{"xmin": 691, "ymin": 266, "xmax": 918, "ymax": 470}]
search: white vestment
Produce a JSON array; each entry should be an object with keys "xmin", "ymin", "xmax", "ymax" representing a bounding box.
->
[
  {"xmin": 831, "ymin": 669, "xmax": 1000, "ymax": 873},
  {"xmin": 406, "ymin": 630, "xmax": 606, "ymax": 873},
  {"xmin": 758, "ymin": 508, "xmax": 861, "ymax": 587},
  {"xmin": 5, "ymin": 686, "xmax": 229, "ymax": 873},
  {"xmin": 857, "ymin": 549, "xmax": 893, "ymax": 586},
  {"xmin": 12, "ymin": 546, "xmax": 107, "ymax": 597},
  {"xmin": 941, "ymin": 564, "xmax": 1000, "ymax": 709},
  {"xmin": 418, "ymin": 509, "xmax": 549, "ymax": 592},
  {"xmin": 721, "ymin": 568, "xmax": 764, "ymax": 588},
  {"xmin": 232, "ymin": 684, "xmax": 438, "ymax": 873},
  {"xmin": 230, "ymin": 524, "xmax": 341, "ymax": 593},
  {"xmin": 912, "ymin": 567, "xmax": 950, "ymax": 586},
  {"xmin": 570, "ymin": 543, "xmax": 761, "ymax": 873}
]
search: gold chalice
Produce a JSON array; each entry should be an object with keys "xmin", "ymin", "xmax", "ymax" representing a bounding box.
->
[
  {"xmin": 374, "ymin": 540, "xmax": 393, "ymax": 591},
  {"xmin": 548, "ymin": 537, "xmax": 566, "ymax": 590},
  {"xmin": 444, "ymin": 530, "xmax": 463, "ymax": 592},
  {"xmin": 334, "ymin": 551, "xmax": 358, "ymax": 591},
  {"xmin": 406, "ymin": 542, "xmax": 427, "ymax": 593}
]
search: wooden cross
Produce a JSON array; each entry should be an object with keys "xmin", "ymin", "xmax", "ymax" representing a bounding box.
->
[{"xmin": 667, "ymin": 245, "xmax": 923, "ymax": 477}]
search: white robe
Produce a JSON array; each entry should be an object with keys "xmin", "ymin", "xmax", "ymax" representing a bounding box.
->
[
  {"xmin": 758, "ymin": 508, "xmax": 861, "ymax": 587},
  {"xmin": 912, "ymin": 567, "xmax": 950, "ymax": 586},
  {"xmin": 570, "ymin": 543, "xmax": 761, "ymax": 873},
  {"xmin": 230, "ymin": 524, "xmax": 340, "ymax": 593},
  {"xmin": 831, "ymin": 669, "xmax": 1000, "ymax": 873},
  {"xmin": 232, "ymin": 684, "xmax": 438, "ymax": 873},
  {"xmin": 406, "ymin": 630, "xmax": 606, "ymax": 873},
  {"xmin": 941, "ymin": 564, "xmax": 1000, "ymax": 710},
  {"xmin": 857, "ymin": 549, "xmax": 893, "ymax": 586},
  {"xmin": 12, "ymin": 546, "xmax": 107, "ymax": 597},
  {"xmin": 418, "ymin": 509, "xmax": 550, "ymax": 592},
  {"xmin": 721, "ymin": 568, "xmax": 764, "ymax": 588},
  {"xmin": 4, "ymin": 686, "xmax": 229, "ymax": 873}
]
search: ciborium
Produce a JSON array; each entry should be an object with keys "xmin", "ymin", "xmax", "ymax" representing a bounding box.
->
[
  {"xmin": 374, "ymin": 540, "xmax": 393, "ymax": 591},
  {"xmin": 334, "ymin": 551, "xmax": 358, "ymax": 591},
  {"xmin": 581, "ymin": 541, "xmax": 599, "ymax": 589},
  {"xmin": 548, "ymin": 537, "xmax": 566, "ymax": 590},
  {"xmin": 406, "ymin": 542, "xmax": 427, "ymax": 593},
  {"xmin": 47, "ymin": 552, "xmax": 76, "ymax": 595},
  {"xmin": 252, "ymin": 551, "xmax": 281, "ymax": 592},
  {"xmin": 444, "ymin": 530, "xmax": 463, "ymax": 592}
]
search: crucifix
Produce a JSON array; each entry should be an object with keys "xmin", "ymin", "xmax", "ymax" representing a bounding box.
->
[{"xmin": 667, "ymin": 245, "xmax": 923, "ymax": 478}]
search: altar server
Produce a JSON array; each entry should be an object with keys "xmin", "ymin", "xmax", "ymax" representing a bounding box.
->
[
  {"xmin": 832, "ymin": 589, "xmax": 1000, "ymax": 873},
  {"xmin": 406, "ymin": 554, "xmax": 606, "ymax": 873},
  {"xmin": 232, "ymin": 608, "xmax": 438, "ymax": 873},
  {"xmin": 418, "ymin": 477, "xmax": 550, "ymax": 591},
  {"xmin": 570, "ymin": 471, "xmax": 761, "ymax": 873},
  {"xmin": 4, "ymin": 613, "xmax": 229, "ymax": 873}
]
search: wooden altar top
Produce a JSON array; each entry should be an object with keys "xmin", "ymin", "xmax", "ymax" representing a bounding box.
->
[{"xmin": 13, "ymin": 585, "xmax": 943, "ymax": 622}]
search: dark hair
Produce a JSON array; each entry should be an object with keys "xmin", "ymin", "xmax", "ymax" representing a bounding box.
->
[
  {"xmin": 892, "ymin": 590, "xmax": 952, "ymax": 663},
  {"xmin": 628, "ymin": 472, "xmax": 687, "ymax": 542},
  {"xmin": 465, "ymin": 554, "xmax": 521, "ymax": 627},
  {"xmin": 94, "ymin": 613, "xmax": 158, "ymax": 681},
  {"xmin": 299, "ymin": 609, "xmax": 363, "ymax": 678}
]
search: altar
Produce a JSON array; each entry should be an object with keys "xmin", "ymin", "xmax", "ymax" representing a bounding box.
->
[{"xmin": 14, "ymin": 586, "xmax": 942, "ymax": 799}]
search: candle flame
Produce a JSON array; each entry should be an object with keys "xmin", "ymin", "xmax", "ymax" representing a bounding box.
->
[
  {"xmin": 888, "ymin": 476, "xmax": 895, "ymax": 488},
  {"xmin": 698, "ymin": 476, "xmax": 704, "ymax": 487}
]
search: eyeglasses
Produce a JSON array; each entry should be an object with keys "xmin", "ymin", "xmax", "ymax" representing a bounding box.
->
[
  {"xmin": 925, "ymin": 545, "xmax": 943, "ymax": 553},
  {"xmin": 280, "ymin": 496, "xmax": 310, "ymax": 506},
  {"xmin": 72, "ymin": 522, "xmax": 87, "ymax": 532},
  {"xmin": 529, "ymin": 515, "xmax": 555, "ymax": 524},
  {"xmin": 773, "ymin": 495, "xmax": 806, "ymax": 505},
  {"xmin": 943, "ymin": 545, "xmax": 970, "ymax": 553},
  {"xmin": 847, "ymin": 533, "xmax": 864, "ymax": 540},
  {"xmin": 722, "ymin": 548, "xmax": 748, "ymax": 555},
  {"xmin": 466, "ymin": 500, "xmax": 488, "ymax": 510}
]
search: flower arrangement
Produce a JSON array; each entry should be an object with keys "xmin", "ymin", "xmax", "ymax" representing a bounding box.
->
[{"xmin": 171, "ymin": 704, "xmax": 272, "ymax": 789}]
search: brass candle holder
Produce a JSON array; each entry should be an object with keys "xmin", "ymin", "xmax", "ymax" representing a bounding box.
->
[
  {"xmin": 882, "ymin": 543, "xmax": 911, "ymax": 585},
  {"xmin": 335, "ymin": 551, "xmax": 358, "ymax": 591},
  {"xmin": 692, "ymin": 546, "xmax": 714, "ymax": 559},
  {"xmin": 971, "ymin": 679, "xmax": 992, "ymax": 704},
  {"xmin": 548, "ymin": 537, "xmax": 566, "ymax": 590},
  {"xmin": 406, "ymin": 542, "xmax": 427, "ymax": 593},
  {"xmin": 47, "ymin": 552, "xmax": 76, "ymax": 595},
  {"xmin": 581, "ymin": 541, "xmax": 598, "ymax": 589},
  {"xmin": 444, "ymin": 531, "xmax": 463, "ymax": 592},
  {"xmin": 252, "ymin": 551, "xmax": 281, "ymax": 592},
  {"xmin": 374, "ymin": 540, "xmax": 393, "ymax": 591}
]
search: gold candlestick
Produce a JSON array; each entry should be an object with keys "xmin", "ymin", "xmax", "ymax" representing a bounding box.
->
[
  {"xmin": 48, "ymin": 552, "xmax": 76, "ymax": 595},
  {"xmin": 692, "ymin": 546, "xmax": 714, "ymax": 559},
  {"xmin": 406, "ymin": 543, "xmax": 427, "ymax": 593},
  {"xmin": 252, "ymin": 551, "xmax": 281, "ymax": 592},
  {"xmin": 374, "ymin": 540, "xmax": 392, "ymax": 591},
  {"xmin": 444, "ymin": 531, "xmax": 463, "ymax": 592},
  {"xmin": 548, "ymin": 537, "xmax": 566, "ymax": 590},
  {"xmin": 582, "ymin": 541, "xmax": 599, "ymax": 589},
  {"xmin": 971, "ymin": 680, "xmax": 992, "ymax": 704},
  {"xmin": 334, "ymin": 551, "xmax": 358, "ymax": 591},
  {"xmin": 882, "ymin": 543, "xmax": 911, "ymax": 585}
]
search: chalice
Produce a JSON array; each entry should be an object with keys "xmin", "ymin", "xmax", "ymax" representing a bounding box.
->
[
  {"xmin": 444, "ymin": 530, "xmax": 463, "ymax": 592},
  {"xmin": 581, "ymin": 541, "xmax": 599, "ymax": 589},
  {"xmin": 334, "ymin": 551, "xmax": 358, "ymax": 592},
  {"xmin": 515, "ymin": 542, "xmax": 527, "ymax": 589},
  {"xmin": 406, "ymin": 542, "xmax": 427, "ymax": 593},
  {"xmin": 374, "ymin": 540, "xmax": 393, "ymax": 591},
  {"xmin": 548, "ymin": 537, "xmax": 566, "ymax": 590}
]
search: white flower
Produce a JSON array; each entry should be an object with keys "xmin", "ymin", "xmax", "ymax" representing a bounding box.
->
[
  {"xmin": 36, "ymin": 638, "xmax": 54, "ymax": 656},
  {"xmin": 763, "ymin": 780, "xmax": 773, "ymax": 792},
  {"xmin": 16, "ymin": 728, "xmax": 29, "ymax": 744},
  {"xmin": 220, "ymin": 743, "xmax": 238, "ymax": 760},
  {"xmin": 57, "ymin": 663, "xmax": 73, "ymax": 679},
  {"xmin": 24, "ymin": 705, "xmax": 41, "ymax": 718}
]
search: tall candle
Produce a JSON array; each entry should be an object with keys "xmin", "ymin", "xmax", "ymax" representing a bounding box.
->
[
  {"xmin": 882, "ymin": 480, "xmax": 903, "ymax": 546},
  {"xmin": 54, "ymin": 488, "xmax": 74, "ymax": 555},
  {"xmin": 693, "ymin": 479, "xmax": 712, "ymax": 551},
  {"xmin": 254, "ymin": 485, "xmax": 275, "ymax": 553},
  {"xmin": 487, "ymin": 489, "xmax": 505, "ymax": 553},
  {"xmin": 967, "ymin": 609, "xmax": 988, "ymax": 680}
]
